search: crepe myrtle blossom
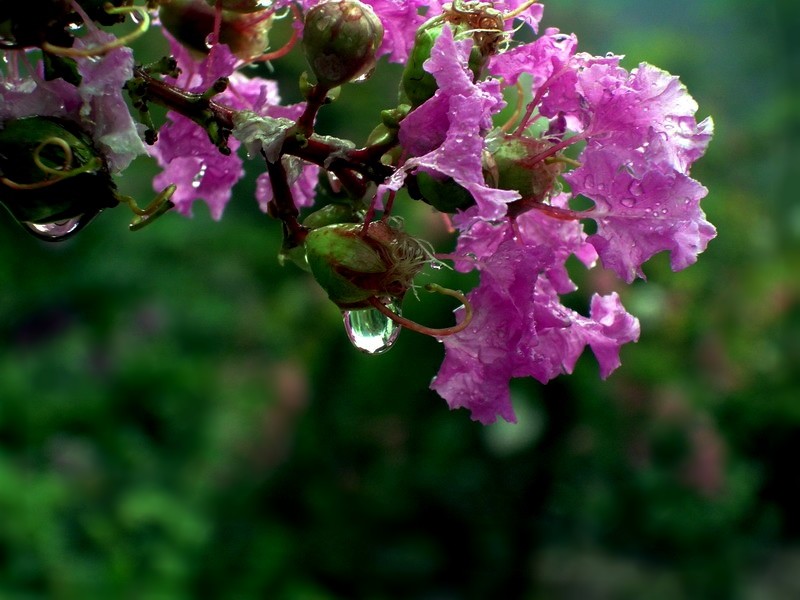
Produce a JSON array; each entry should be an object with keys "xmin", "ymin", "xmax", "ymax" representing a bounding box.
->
[
  {"xmin": 391, "ymin": 5, "xmax": 712, "ymax": 422},
  {"xmin": 149, "ymin": 33, "xmax": 319, "ymax": 219},
  {"xmin": 0, "ymin": 0, "xmax": 714, "ymax": 425}
]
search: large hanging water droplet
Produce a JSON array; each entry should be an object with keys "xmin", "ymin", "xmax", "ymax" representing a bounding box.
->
[
  {"xmin": 342, "ymin": 301, "xmax": 401, "ymax": 355},
  {"xmin": 23, "ymin": 215, "xmax": 86, "ymax": 241}
]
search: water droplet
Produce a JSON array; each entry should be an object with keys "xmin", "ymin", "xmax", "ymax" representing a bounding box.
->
[
  {"xmin": 23, "ymin": 215, "xmax": 86, "ymax": 241},
  {"xmin": 352, "ymin": 67, "xmax": 375, "ymax": 83},
  {"xmin": 192, "ymin": 164, "xmax": 208, "ymax": 189},
  {"xmin": 430, "ymin": 262, "xmax": 443, "ymax": 271},
  {"xmin": 204, "ymin": 33, "xmax": 217, "ymax": 50},
  {"xmin": 628, "ymin": 180, "xmax": 644, "ymax": 197},
  {"xmin": 343, "ymin": 301, "xmax": 401, "ymax": 355},
  {"xmin": 621, "ymin": 197, "xmax": 636, "ymax": 208},
  {"xmin": 605, "ymin": 51, "xmax": 615, "ymax": 58}
]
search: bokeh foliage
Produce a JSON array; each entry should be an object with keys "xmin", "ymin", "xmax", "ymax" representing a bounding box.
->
[{"xmin": 2, "ymin": 0, "xmax": 799, "ymax": 598}]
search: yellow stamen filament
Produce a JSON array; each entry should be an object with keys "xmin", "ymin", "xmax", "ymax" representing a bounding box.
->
[
  {"xmin": 502, "ymin": 0, "xmax": 540, "ymax": 21},
  {"xmin": 42, "ymin": 4, "xmax": 151, "ymax": 58},
  {"xmin": 500, "ymin": 80, "xmax": 525, "ymax": 133},
  {"xmin": 252, "ymin": 4, "xmax": 301, "ymax": 63}
]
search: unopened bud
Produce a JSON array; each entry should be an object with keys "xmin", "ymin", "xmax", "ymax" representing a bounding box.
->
[
  {"xmin": 489, "ymin": 136, "xmax": 564, "ymax": 201},
  {"xmin": 304, "ymin": 221, "xmax": 426, "ymax": 308},
  {"xmin": 0, "ymin": 116, "xmax": 118, "ymax": 240},
  {"xmin": 203, "ymin": 0, "xmax": 272, "ymax": 13},
  {"xmin": 411, "ymin": 172, "xmax": 475, "ymax": 213},
  {"xmin": 302, "ymin": 0, "xmax": 384, "ymax": 88},
  {"xmin": 401, "ymin": 3, "xmax": 504, "ymax": 107}
]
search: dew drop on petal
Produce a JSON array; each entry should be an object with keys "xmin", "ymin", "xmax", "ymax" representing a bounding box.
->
[
  {"xmin": 352, "ymin": 67, "xmax": 376, "ymax": 83},
  {"xmin": 192, "ymin": 163, "xmax": 208, "ymax": 189},
  {"xmin": 23, "ymin": 215, "xmax": 85, "ymax": 241},
  {"xmin": 343, "ymin": 301, "xmax": 401, "ymax": 355},
  {"xmin": 628, "ymin": 180, "xmax": 644, "ymax": 197}
]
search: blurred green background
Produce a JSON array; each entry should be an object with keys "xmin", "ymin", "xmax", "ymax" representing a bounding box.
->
[{"xmin": 1, "ymin": 0, "xmax": 799, "ymax": 598}]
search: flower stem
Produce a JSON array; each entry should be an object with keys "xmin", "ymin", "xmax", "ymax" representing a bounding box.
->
[{"xmin": 367, "ymin": 284, "xmax": 473, "ymax": 338}]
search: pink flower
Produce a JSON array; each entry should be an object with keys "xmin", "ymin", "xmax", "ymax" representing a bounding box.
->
[
  {"xmin": 149, "ymin": 34, "xmax": 314, "ymax": 219},
  {"xmin": 432, "ymin": 237, "xmax": 640, "ymax": 424}
]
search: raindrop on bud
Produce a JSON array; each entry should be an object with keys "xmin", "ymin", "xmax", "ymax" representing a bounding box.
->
[
  {"xmin": 342, "ymin": 300, "xmax": 402, "ymax": 354},
  {"xmin": 23, "ymin": 215, "xmax": 86, "ymax": 241}
]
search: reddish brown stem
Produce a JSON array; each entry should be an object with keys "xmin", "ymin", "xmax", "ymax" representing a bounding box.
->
[{"xmin": 367, "ymin": 285, "xmax": 473, "ymax": 338}]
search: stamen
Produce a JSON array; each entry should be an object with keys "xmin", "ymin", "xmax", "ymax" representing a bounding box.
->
[
  {"xmin": 367, "ymin": 284, "xmax": 473, "ymax": 338},
  {"xmin": 500, "ymin": 80, "xmax": 525, "ymax": 133},
  {"xmin": 252, "ymin": 6, "xmax": 301, "ymax": 63},
  {"xmin": 42, "ymin": 4, "xmax": 151, "ymax": 58}
]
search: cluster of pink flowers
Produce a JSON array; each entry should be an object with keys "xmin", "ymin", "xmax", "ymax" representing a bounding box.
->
[{"xmin": 0, "ymin": 0, "xmax": 713, "ymax": 424}]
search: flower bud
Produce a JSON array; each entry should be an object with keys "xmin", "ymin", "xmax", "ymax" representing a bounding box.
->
[
  {"xmin": 159, "ymin": 0, "xmax": 272, "ymax": 61},
  {"xmin": 401, "ymin": 5, "xmax": 502, "ymax": 108},
  {"xmin": 304, "ymin": 221, "xmax": 427, "ymax": 308},
  {"xmin": 489, "ymin": 136, "xmax": 564, "ymax": 201},
  {"xmin": 0, "ymin": 116, "xmax": 118, "ymax": 240},
  {"xmin": 411, "ymin": 172, "xmax": 475, "ymax": 213},
  {"xmin": 203, "ymin": 0, "xmax": 271, "ymax": 14},
  {"xmin": 302, "ymin": 0, "xmax": 384, "ymax": 88}
]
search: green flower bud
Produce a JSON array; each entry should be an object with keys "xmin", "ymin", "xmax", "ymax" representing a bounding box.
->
[
  {"xmin": 401, "ymin": 4, "xmax": 504, "ymax": 107},
  {"xmin": 304, "ymin": 221, "xmax": 427, "ymax": 308},
  {"xmin": 0, "ymin": 116, "xmax": 118, "ymax": 240},
  {"xmin": 400, "ymin": 21, "xmax": 441, "ymax": 108},
  {"xmin": 489, "ymin": 136, "xmax": 564, "ymax": 201},
  {"xmin": 159, "ymin": 0, "xmax": 272, "ymax": 61},
  {"xmin": 302, "ymin": 202, "xmax": 362, "ymax": 229},
  {"xmin": 203, "ymin": 0, "xmax": 271, "ymax": 14},
  {"xmin": 302, "ymin": 0, "xmax": 384, "ymax": 88},
  {"xmin": 411, "ymin": 172, "xmax": 475, "ymax": 213}
]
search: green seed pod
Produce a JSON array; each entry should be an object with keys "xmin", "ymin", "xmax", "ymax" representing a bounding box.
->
[
  {"xmin": 203, "ymin": 0, "xmax": 272, "ymax": 14},
  {"xmin": 304, "ymin": 221, "xmax": 427, "ymax": 308},
  {"xmin": 491, "ymin": 136, "xmax": 564, "ymax": 201},
  {"xmin": 302, "ymin": 0, "xmax": 384, "ymax": 88},
  {"xmin": 159, "ymin": 0, "xmax": 272, "ymax": 61},
  {"xmin": 400, "ymin": 21, "xmax": 441, "ymax": 108},
  {"xmin": 0, "ymin": 116, "xmax": 118, "ymax": 240},
  {"xmin": 302, "ymin": 202, "xmax": 362, "ymax": 229},
  {"xmin": 412, "ymin": 172, "xmax": 475, "ymax": 213},
  {"xmin": 401, "ymin": 2, "xmax": 504, "ymax": 108}
]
